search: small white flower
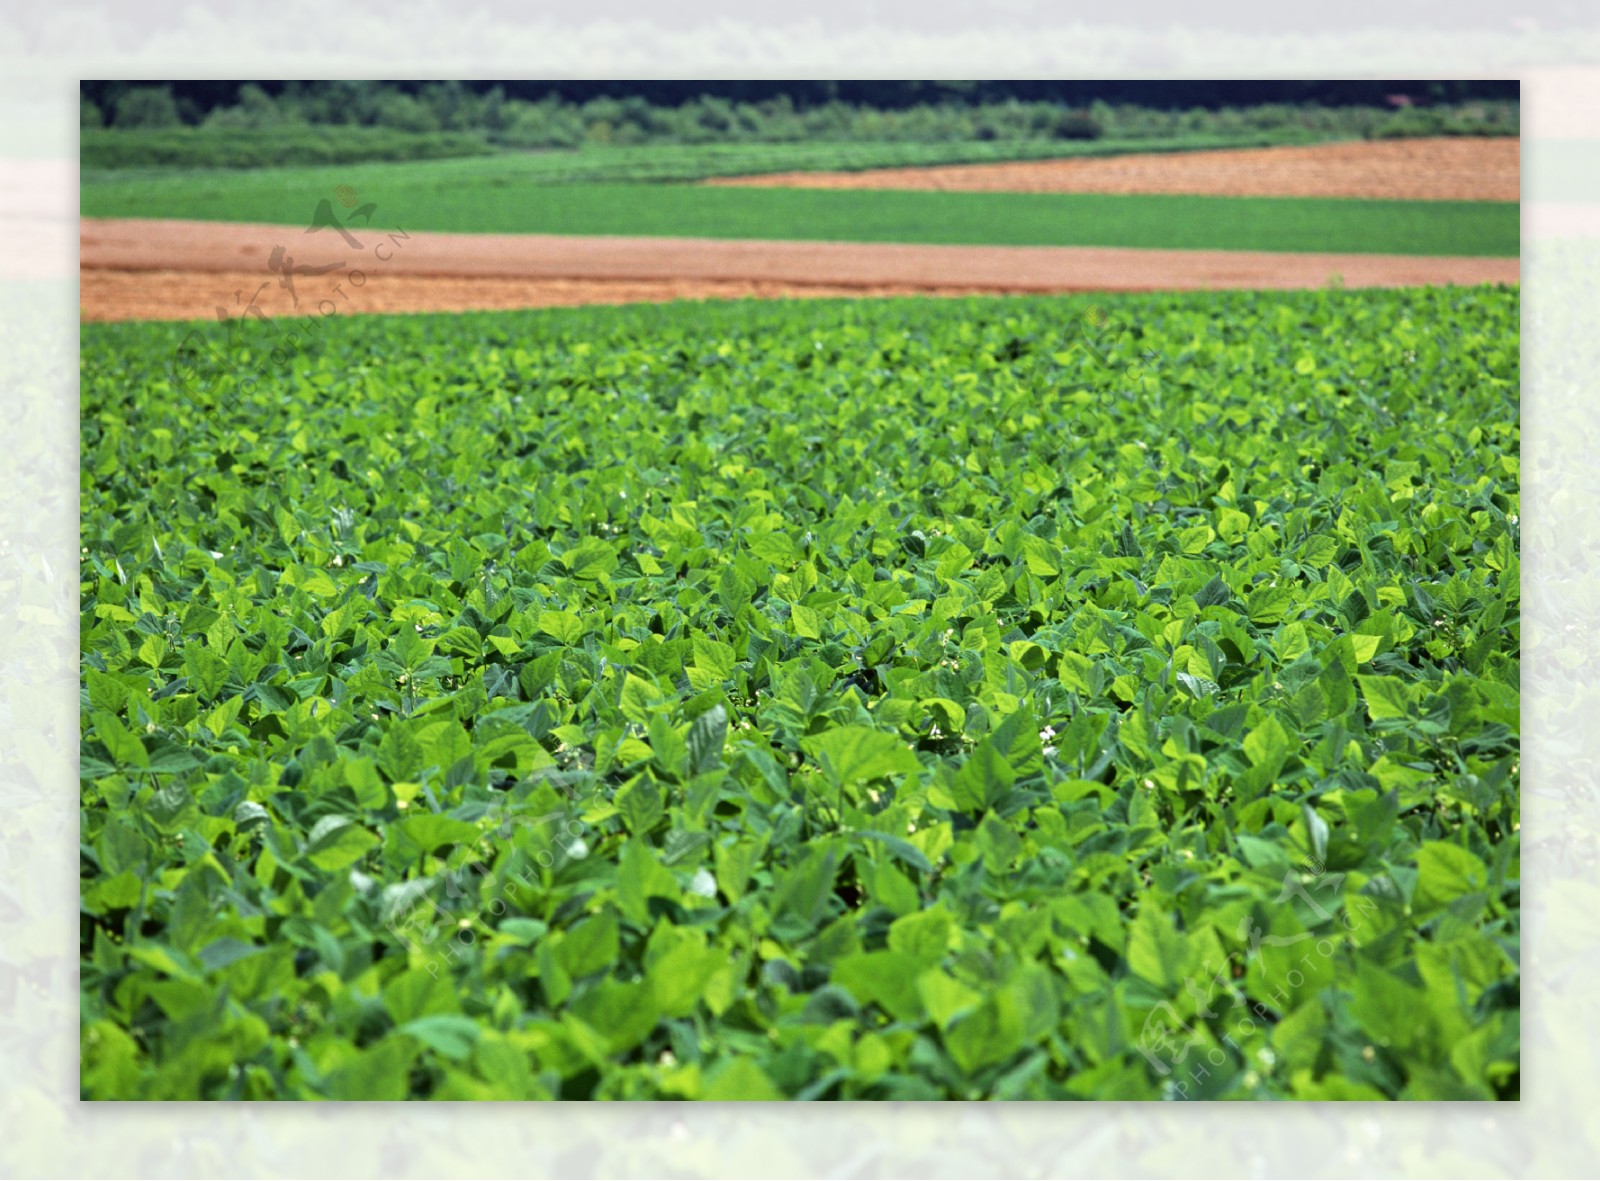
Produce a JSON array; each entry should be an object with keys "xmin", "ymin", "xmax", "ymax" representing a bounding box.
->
[{"xmin": 1039, "ymin": 726, "xmax": 1057, "ymax": 742}]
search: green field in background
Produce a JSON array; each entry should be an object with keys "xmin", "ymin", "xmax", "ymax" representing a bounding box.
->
[
  {"xmin": 81, "ymin": 131, "xmax": 1344, "ymax": 181},
  {"xmin": 81, "ymin": 164, "xmax": 1518, "ymax": 256}
]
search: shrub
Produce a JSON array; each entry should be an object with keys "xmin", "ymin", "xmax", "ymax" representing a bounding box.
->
[
  {"xmin": 372, "ymin": 92, "xmax": 441, "ymax": 134},
  {"xmin": 112, "ymin": 86, "xmax": 181, "ymax": 129},
  {"xmin": 79, "ymin": 126, "xmax": 492, "ymax": 170},
  {"xmin": 1050, "ymin": 110, "xmax": 1103, "ymax": 140}
]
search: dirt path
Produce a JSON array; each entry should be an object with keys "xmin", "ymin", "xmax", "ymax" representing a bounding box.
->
[
  {"xmin": 80, "ymin": 218, "xmax": 1517, "ymax": 323},
  {"xmin": 706, "ymin": 137, "xmax": 1520, "ymax": 202}
]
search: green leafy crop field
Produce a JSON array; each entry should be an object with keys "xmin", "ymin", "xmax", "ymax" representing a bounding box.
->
[
  {"xmin": 80, "ymin": 287, "xmax": 1520, "ymax": 1101},
  {"xmin": 80, "ymin": 167, "xmax": 1519, "ymax": 257}
]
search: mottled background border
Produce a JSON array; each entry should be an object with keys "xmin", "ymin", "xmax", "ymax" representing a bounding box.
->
[{"xmin": 3, "ymin": 4, "xmax": 1596, "ymax": 1176}]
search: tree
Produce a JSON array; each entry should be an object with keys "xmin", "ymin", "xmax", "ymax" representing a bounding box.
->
[{"xmin": 112, "ymin": 86, "xmax": 181, "ymax": 129}]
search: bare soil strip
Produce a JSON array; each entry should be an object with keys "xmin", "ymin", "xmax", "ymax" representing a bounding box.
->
[
  {"xmin": 80, "ymin": 218, "xmax": 1517, "ymax": 323},
  {"xmin": 79, "ymin": 269, "xmax": 1017, "ymax": 322},
  {"xmin": 706, "ymin": 138, "xmax": 1520, "ymax": 202}
]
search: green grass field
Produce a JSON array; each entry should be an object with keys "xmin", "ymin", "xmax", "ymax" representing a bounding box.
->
[
  {"xmin": 81, "ymin": 287, "xmax": 1519, "ymax": 1100},
  {"xmin": 81, "ymin": 131, "xmax": 1340, "ymax": 182},
  {"xmin": 81, "ymin": 163, "xmax": 1518, "ymax": 257}
]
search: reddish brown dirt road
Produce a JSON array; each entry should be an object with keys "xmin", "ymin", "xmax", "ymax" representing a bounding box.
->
[
  {"xmin": 707, "ymin": 138, "xmax": 1520, "ymax": 202},
  {"xmin": 80, "ymin": 218, "xmax": 1518, "ymax": 323}
]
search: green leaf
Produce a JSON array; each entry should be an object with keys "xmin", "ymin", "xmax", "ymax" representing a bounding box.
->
[
  {"xmin": 1358, "ymin": 675, "xmax": 1417, "ymax": 721},
  {"xmin": 832, "ymin": 951, "xmax": 926, "ymax": 1024},
  {"xmin": 1194, "ymin": 574, "xmax": 1232, "ymax": 607},
  {"xmin": 93, "ymin": 711, "xmax": 147, "ymax": 769},
  {"xmin": 323, "ymin": 1037, "xmax": 417, "ymax": 1101},
  {"xmin": 687, "ymin": 704, "xmax": 728, "ymax": 775},
  {"xmin": 918, "ymin": 969, "xmax": 982, "ymax": 1028},
  {"xmin": 714, "ymin": 838, "xmax": 762, "ymax": 903},
  {"xmin": 392, "ymin": 814, "xmax": 480, "ymax": 858},
  {"xmin": 377, "ymin": 725, "xmax": 424, "ymax": 782},
  {"xmin": 702, "ymin": 1057, "xmax": 784, "ymax": 1101},
  {"xmin": 771, "ymin": 844, "xmax": 839, "ymax": 937},
  {"xmin": 855, "ymin": 829, "xmax": 934, "ymax": 874},
  {"xmin": 399, "ymin": 1014, "xmax": 482, "ymax": 1060},
  {"xmin": 1243, "ymin": 714, "xmax": 1292, "ymax": 773},
  {"xmin": 888, "ymin": 907, "xmax": 953, "ymax": 965},
  {"xmin": 1126, "ymin": 902, "xmax": 1190, "ymax": 992},
  {"xmin": 569, "ymin": 977, "xmax": 659, "ymax": 1054},
  {"xmin": 648, "ymin": 938, "xmax": 725, "ymax": 1017},
  {"xmin": 304, "ymin": 816, "xmax": 380, "ymax": 871},
  {"xmin": 790, "ymin": 602, "xmax": 822, "ymax": 639},
  {"xmin": 384, "ymin": 967, "xmax": 461, "ymax": 1023},
  {"xmin": 539, "ymin": 609, "xmax": 584, "ymax": 645},
  {"xmin": 944, "ymin": 997, "xmax": 1026, "ymax": 1074},
  {"xmin": 1413, "ymin": 841, "xmax": 1490, "ymax": 918},
  {"xmin": 946, "ymin": 738, "xmax": 1014, "ymax": 813},
  {"xmin": 801, "ymin": 725, "xmax": 917, "ymax": 787},
  {"xmin": 619, "ymin": 673, "xmax": 664, "ymax": 724},
  {"xmin": 616, "ymin": 839, "xmax": 679, "ymax": 926}
]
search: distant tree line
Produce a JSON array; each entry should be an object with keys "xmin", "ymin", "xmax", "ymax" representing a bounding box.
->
[
  {"xmin": 80, "ymin": 81, "xmax": 1518, "ymax": 152},
  {"xmin": 80, "ymin": 79, "xmax": 1518, "ymax": 121}
]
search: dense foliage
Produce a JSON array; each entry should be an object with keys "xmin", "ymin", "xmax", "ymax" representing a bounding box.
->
[
  {"xmin": 80, "ymin": 78, "xmax": 1518, "ymax": 135},
  {"xmin": 81, "ymin": 79, "xmax": 1521, "ymax": 117},
  {"xmin": 80, "ymin": 287, "xmax": 1519, "ymax": 1100},
  {"xmin": 79, "ymin": 80, "xmax": 1517, "ymax": 168},
  {"xmin": 80, "ymin": 127, "xmax": 495, "ymax": 171}
]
